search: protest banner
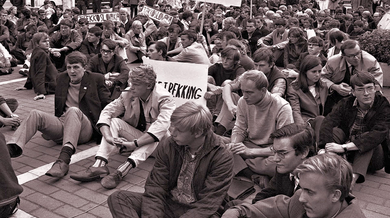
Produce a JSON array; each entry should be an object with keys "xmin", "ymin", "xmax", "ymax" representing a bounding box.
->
[
  {"xmin": 78, "ymin": 12, "xmax": 120, "ymax": 24},
  {"xmin": 140, "ymin": 6, "xmax": 174, "ymax": 24},
  {"xmin": 143, "ymin": 58, "xmax": 208, "ymax": 106},
  {"xmin": 202, "ymin": 0, "xmax": 241, "ymax": 6}
]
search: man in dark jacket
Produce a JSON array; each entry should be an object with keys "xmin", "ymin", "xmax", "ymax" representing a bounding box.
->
[
  {"xmin": 0, "ymin": 132, "xmax": 23, "ymax": 217},
  {"xmin": 319, "ymin": 72, "xmax": 390, "ymax": 188},
  {"xmin": 87, "ymin": 39, "xmax": 129, "ymax": 99},
  {"xmin": 6, "ymin": 51, "xmax": 111, "ymax": 178},
  {"xmin": 107, "ymin": 101, "xmax": 234, "ymax": 218},
  {"xmin": 79, "ymin": 26, "xmax": 103, "ymax": 60},
  {"xmin": 241, "ymin": 19, "xmax": 263, "ymax": 56},
  {"xmin": 252, "ymin": 123, "xmax": 315, "ymax": 203}
]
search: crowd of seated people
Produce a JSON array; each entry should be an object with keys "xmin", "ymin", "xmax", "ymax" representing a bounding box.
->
[{"xmin": 2, "ymin": 0, "xmax": 390, "ymax": 217}]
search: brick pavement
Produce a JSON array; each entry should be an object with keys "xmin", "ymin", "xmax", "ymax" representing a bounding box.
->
[{"xmin": 1, "ymin": 66, "xmax": 390, "ymax": 217}]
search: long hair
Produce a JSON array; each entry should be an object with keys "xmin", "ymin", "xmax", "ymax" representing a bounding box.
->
[
  {"xmin": 297, "ymin": 55, "xmax": 322, "ymax": 92},
  {"xmin": 30, "ymin": 32, "xmax": 49, "ymax": 50}
]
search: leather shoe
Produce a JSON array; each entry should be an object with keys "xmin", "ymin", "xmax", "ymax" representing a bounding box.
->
[
  {"xmin": 45, "ymin": 160, "xmax": 69, "ymax": 178},
  {"xmin": 101, "ymin": 170, "xmax": 123, "ymax": 189},
  {"xmin": 70, "ymin": 165, "xmax": 109, "ymax": 182},
  {"xmin": 7, "ymin": 143, "xmax": 22, "ymax": 158}
]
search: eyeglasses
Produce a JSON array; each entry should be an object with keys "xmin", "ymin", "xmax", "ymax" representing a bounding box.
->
[
  {"xmin": 270, "ymin": 146, "xmax": 295, "ymax": 159},
  {"xmin": 354, "ymin": 86, "xmax": 375, "ymax": 93},
  {"xmin": 101, "ymin": 49, "xmax": 113, "ymax": 54},
  {"xmin": 308, "ymin": 43, "xmax": 319, "ymax": 47},
  {"xmin": 344, "ymin": 51, "xmax": 361, "ymax": 59}
]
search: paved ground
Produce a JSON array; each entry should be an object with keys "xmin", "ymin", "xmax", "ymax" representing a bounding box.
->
[{"xmin": 2, "ymin": 65, "xmax": 390, "ymax": 218}]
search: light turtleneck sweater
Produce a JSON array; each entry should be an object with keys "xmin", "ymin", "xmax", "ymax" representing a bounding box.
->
[{"xmin": 232, "ymin": 91, "xmax": 294, "ymax": 146}]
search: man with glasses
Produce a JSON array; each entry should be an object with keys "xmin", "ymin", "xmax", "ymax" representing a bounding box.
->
[
  {"xmin": 321, "ymin": 39, "xmax": 383, "ymax": 115},
  {"xmin": 225, "ymin": 123, "xmax": 315, "ymax": 210},
  {"xmin": 87, "ymin": 39, "xmax": 130, "ymax": 99},
  {"xmin": 226, "ymin": 70, "xmax": 293, "ymax": 183},
  {"xmin": 222, "ymin": 153, "xmax": 365, "ymax": 218},
  {"xmin": 319, "ymin": 72, "xmax": 390, "ymax": 189},
  {"xmin": 70, "ymin": 64, "xmax": 175, "ymax": 189}
]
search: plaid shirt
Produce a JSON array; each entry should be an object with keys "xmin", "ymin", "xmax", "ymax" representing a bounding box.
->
[{"xmin": 349, "ymin": 99, "xmax": 374, "ymax": 141}]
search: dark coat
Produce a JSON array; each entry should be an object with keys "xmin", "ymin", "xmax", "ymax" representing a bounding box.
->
[
  {"xmin": 87, "ymin": 53, "xmax": 130, "ymax": 99},
  {"xmin": 242, "ymin": 28, "xmax": 265, "ymax": 55},
  {"xmin": 253, "ymin": 170, "xmax": 295, "ymax": 203},
  {"xmin": 29, "ymin": 47, "xmax": 57, "ymax": 95},
  {"xmin": 79, "ymin": 38, "xmax": 102, "ymax": 60},
  {"xmin": 142, "ymin": 132, "xmax": 234, "ymax": 218},
  {"xmin": 319, "ymin": 92, "xmax": 390, "ymax": 153},
  {"xmin": 55, "ymin": 71, "xmax": 111, "ymax": 141}
]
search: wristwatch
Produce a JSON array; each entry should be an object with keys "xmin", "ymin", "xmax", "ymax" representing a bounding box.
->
[{"xmin": 341, "ymin": 144, "xmax": 348, "ymax": 153}]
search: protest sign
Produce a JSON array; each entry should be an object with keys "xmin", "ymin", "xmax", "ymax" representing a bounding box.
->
[
  {"xmin": 202, "ymin": 0, "xmax": 241, "ymax": 6},
  {"xmin": 143, "ymin": 58, "xmax": 208, "ymax": 106},
  {"xmin": 140, "ymin": 6, "xmax": 173, "ymax": 24},
  {"xmin": 78, "ymin": 12, "xmax": 120, "ymax": 24}
]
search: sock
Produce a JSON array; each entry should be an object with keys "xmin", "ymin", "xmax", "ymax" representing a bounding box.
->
[
  {"xmin": 93, "ymin": 156, "xmax": 108, "ymax": 167},
  {"xmin": 58, "ymin": 146, "xmax": 74, "ymax": 164},
  {"xmin": 117, "ymin": 159, "xmax": 135, "ymax": 177}
]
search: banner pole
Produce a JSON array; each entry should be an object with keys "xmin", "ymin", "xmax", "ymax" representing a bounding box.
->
[
  {"xmin": 250, "ymin": 0, "xmax": 253, "ymax": 19},
  {"xmin": 200, "ymin": 4, "xmax": 206, "ymax": 35}
]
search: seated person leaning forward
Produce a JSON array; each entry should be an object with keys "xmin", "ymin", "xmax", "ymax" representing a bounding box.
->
[
  {"xmin": 87, "ymin": 39, "xmax": 130, "ymax": 100},
  {"xmin": 169, "ymin": 30, "xmax": 210, "ymax": 65},
  {"xmin": 319, "ymin": 72, "xmax": 390, "ymax": 189},
  {"xmin": 222, "ymin": 153, "xmax": 366, "ymax": 218},
  {"xmin": 125, "ymin": 20, "xmax": 147, "ymax": 64},
  {"xmin": 226, "ymin": 123, "xmax": 315, "ymax": 209},
  {"xmin": 226, "ymin": 70, "xmax": 293, "ymax": 183},
  {"xmin": 214, "ymin": 48, "xmax": 287, "ymax": 136},
  {"xmin": 205, "ymin": 46, "xmax": 245, "ymax": 116},
  {"xmin": 146, "ymin": 41, "xmax": 168, "ymax": 61},
  {"xmin": 70, "ymin": 64, "xmax": 176, "ymax": 189},
  {"xmin": 108, "ymin": 101, "xmax": 233, "ymax": 218},
  {"xmin": 6, "ymin": 51, "xmax": 111, "ymax": 178},
  {"xmin": 321, "ymin": 39, "xmax": 383, "ymax": 115}
]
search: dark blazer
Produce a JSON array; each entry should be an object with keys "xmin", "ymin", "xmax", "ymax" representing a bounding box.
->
[
  {"xmin": 87, "ymin": 53, "xmax": 130, "ymax": 99},
  {"xmin": 252, "ymin": 170, "xmax": 295, "ymax": 204},
  {"xmin": 340, "ymin": 23, "xmax": 354, "ymax": 34},
  {"xmin": 287, "ymin": 80, "xmax": 328, "ymax": 124},
  {"xmin": 241, "ymin": 28, "xmax": 264, "ymax": 55},
  {"xmin": 29, "ymin": 47, "xmax": 57, "ymax": 95},
  {"xmin": 55, "ymin": 71, "xmax": 111, "ymax": 141},
  {"xmin": 79, "ymin": 38, "xmax": 102, "ymax": 60},
  {"xmin": 319, "ymin": 92, "xmax": 390, "ymax": 153}
]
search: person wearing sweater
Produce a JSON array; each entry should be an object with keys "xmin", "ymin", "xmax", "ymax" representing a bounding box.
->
[{"xmin": 226, "ymin": 70, "xmax": 294, "ymax": 179}]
